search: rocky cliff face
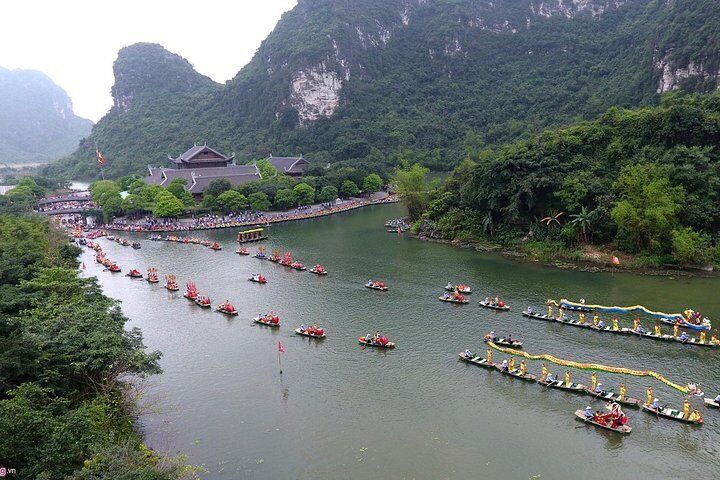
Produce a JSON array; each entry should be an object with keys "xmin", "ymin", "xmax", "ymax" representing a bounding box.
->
[{"xmin": 0, "ymin": 67, "xmax": 92, "ymax": 163}]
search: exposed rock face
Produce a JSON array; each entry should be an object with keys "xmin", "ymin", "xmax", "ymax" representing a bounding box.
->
[
  {"xmin": 530, "ymin": 0, "xmax": 626, "ymax": 18},
  {"xmin": 654, "ymin": 58, "xmax": 720, "ymax": 93},
  {"xmin": 290, "ymin": 63, "xmax": 342, "ymax": 125}
]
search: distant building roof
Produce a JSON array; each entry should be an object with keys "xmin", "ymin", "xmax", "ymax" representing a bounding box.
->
[
  {"xmin": 146, "ymin": 164, "xmax": 261, "ymax": 194},
  {"xmin": 169, "ymin": 144, "xmax": 235, "ymax": 166},
  {"xmin": 266, "ymin": 155, "xmax": 309, "ymax": 175}
]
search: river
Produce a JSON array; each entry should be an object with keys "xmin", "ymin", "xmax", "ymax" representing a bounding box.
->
[{"xmin": 80, "ymin": 203, "xmax": 720, "ymax": 480}]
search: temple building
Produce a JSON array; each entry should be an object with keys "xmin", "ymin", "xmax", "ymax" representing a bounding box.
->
[
  {"xmin": 145, "ymin": 145, "xmax": 311, "ymax": 196},
  {"xmin": 146, "ymin": 145, "xmax": 261, "ymax": 195},
  {"xmin": 266, "ymin": 155, "xmax": 309, "ymax": 177}
]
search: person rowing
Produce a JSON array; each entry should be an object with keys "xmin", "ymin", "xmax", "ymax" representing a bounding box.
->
[
  {"xmin": 488, "ymin": 331, "xmax": 496, "ymax": 342},
  {"xmin": 500, "ymin": 359, "xmax": 509, "ymax": 372},
  {"xmin": 680, "ymin": 331, "xmax": 690, "ymax": 343},
  {"xmin": 594, "ymin": 383, "xmax": 605, "ymax": 395},
  {"xmin": 584, "ymin": 405, "xmax": 593, "ymax": 419},
  {"xmin": 651, "ymin": 398, "xmax": 660, "ymax": 410},
  {"xmin": 506, "ymin": 334, "xmax": 514, "ymax": 344},
  {"xmin": 366, "ymin": 333, "xmax": 373, "ymax": 343},
  {"xmin": 714, "ymin": 393, "xmax": 720, "ymax": 404},
  {"xmin": 446, "ymin": 281, "xmax": 453, "ymax": 290},
  {"xmin": 597, "ymin": 319, "xmax": 605, "ymax": 329},
  {"xmin": 527, "ymin": 306, "xmax": 533, "ymax": 315},
  {"xmin": 300, "ymin": 323, "xmax": 307, "ymax": 332},
  {"xmin": 545, "ymin": 372, "xmax": 554, "ymax": 383},
  {"xmin": 464, "ymin": 349, "xmax": 473, "ymax": 359}
]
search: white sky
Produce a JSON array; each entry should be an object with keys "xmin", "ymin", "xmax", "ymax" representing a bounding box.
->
[{"xmin": 0, "ymin": 0, "xmax": 298, "ymax": 122}]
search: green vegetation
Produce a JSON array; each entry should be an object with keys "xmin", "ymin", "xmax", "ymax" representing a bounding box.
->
[
  {"xmin": 0, "ymin": 209, "xmax": 191, "ymax": 477},
  {"xmin": 391, "ymin": 163, "xmax": 432, "ymax": 221},
  {"xmin": 46, "ymin": 1, "xmax": 720, "ymax": 180},
  {"xmin": 421, "ymin": 92, "xmax": 720, "ymax": 267}
]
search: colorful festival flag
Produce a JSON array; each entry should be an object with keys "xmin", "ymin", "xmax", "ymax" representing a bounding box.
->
[{"xmin": 96, "ymin": 147, "xmax": 105, "ymax": 166}]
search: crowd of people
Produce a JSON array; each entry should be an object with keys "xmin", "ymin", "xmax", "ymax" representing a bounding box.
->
[
  {"xmin": 38, "ymin": 200, "xmax": 98, "ymax": 212},
  {"xmin": 104, "ymin": 196, "xmax": 396, "ymax": 233}
]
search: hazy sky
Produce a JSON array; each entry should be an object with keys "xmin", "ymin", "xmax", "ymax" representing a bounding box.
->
[{"xmin": 0, "ymin": 0, "xmax": 297, "ymax": 122}]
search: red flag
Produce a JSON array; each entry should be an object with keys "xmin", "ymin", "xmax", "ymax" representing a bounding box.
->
[
  {"xmin": 96, "ymin": 147, "xmax": 105, "ymax": 166},
  {"xmin": 278, "ymin": 341, "xmax": 285, "ymax": 353},
  {"xmin": 612, "ymin": 256, "xmax": 620, "ymax": 266}
]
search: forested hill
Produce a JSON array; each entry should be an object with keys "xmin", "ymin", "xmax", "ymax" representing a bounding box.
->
[
  {"xmin": 0, "ymin": 67, "xmax": 92, "ymax": 164},
  {"xmin": 49, "ymin": 0, "xmax": 720, "ymax": 179}
]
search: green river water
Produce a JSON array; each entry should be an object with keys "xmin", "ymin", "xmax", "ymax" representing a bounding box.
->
[{"xmin": 80, "ymin": 203, "xmax": 720, "ymax": 480}]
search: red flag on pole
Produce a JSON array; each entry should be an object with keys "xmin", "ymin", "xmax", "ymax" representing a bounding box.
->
[
  {"xmin": 278, "ymin": 341, "xmax": 285, "ymax": 353},
  {"xmin": 96, "ymin": 147, "xmax": 105, "ymax": 166}
]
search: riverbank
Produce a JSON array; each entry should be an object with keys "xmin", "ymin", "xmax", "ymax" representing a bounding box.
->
[
  {"xmin": 413, "ymin": 232, "xmax": 716, "ymax": 277},
  {"xmin": 105, "ymin": 194, "xmax": 398, "ymax": 233}
]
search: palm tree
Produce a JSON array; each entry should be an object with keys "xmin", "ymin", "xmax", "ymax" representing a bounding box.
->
[
  {"xmin": 570, "ymin": 207, "xmax": 592, "ymax": 243},
  {"xmin": 541, "ymin": 210, "xmax": 565, "ymax": 229}
]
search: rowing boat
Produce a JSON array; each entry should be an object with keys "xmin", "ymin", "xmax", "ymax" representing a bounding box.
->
[
  {"xmin": 359, "ymin": 337, "xmax": 395, "ymax": 348},
  {"xmin": 538, "ymin": 379, "xmax": 587, "ymax": 393},
  {"xmin": 522, "ymin": 311, "xmax": 554, "ymax": 321},
  {"xmin": 458, "ymin": 353, "xmax": 495, "ymax": 368},
  {"xmin": 295, "ymin": 328, "xmax": 325, "ymax": 338},
  {"xmin": 439, "ymin": 296, "xmax": 469, "ymax": 304},
  {"xmin": 479, "ymin": 300, "xmax": 509, "ymax": 311},
  {"xmin": 484, "ymin": 337, "xmax": 522, "ymax": 349},
  {"xmin": 216, "ymin": 307, "xmax": 238, "ymax": 316},
  {"xmin": 561, "ymin": 302, "xmax": 591, "ymax": 312},
  {"xmin": 496, "ymin": 366, "xmax": 536, "ymax": 381},
  {"xmin": 365, "ymin": 284, "xmax": 388, "ymax": 291},
  {"xmin": 703, "ymin": 398, "xmax": 719, "ymax": 408},
  {"xmin": 574, "ymin": 410, "xmax": 632, "ymax": 434},
  {"xmin": 253, "ymin": 316, "xmax": 280, "ymax": 327},
  {"xmin": 641, "ymin": 404, "xmax": 703, "ymax": 424},
  {"xmin": 583, "ymin": 388, "xmax": 641, "ymax": 407}
]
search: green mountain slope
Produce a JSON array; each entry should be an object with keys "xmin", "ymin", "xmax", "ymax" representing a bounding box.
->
[
  {"xmin": 49, "ymin": 0, "xmax": 720, "ymax": 179},
  {"xmin": 0, "ymin": 67, "xmax": 92, "ymax": 164}
]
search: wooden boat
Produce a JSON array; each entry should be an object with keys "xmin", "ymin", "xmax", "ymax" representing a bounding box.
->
[
  {"xmin": 146, "ymin": 277, "xmax": 159, "ymax": 284},
  {"xmin": 248, "ymin": 275, "xmax": 267, "ymax": 284},
  {"xmin": 479, "ymin": 300, "xmax": 509, "ymax": 311},
  {"xmin": 495, "ymin": 366, "xmax": 536, "ymax": 381},
  {"xmin": 359, "ymin": 337, "xmax": 395, "ymax": 348},
  {"xmin": 254, "ymin": 316, "xmax": 280, "ymax": 327},
  {"xmin": 574, "ymin": 410, "xmax": 632, "ymax": 434},
  {"xmin": 290, "ymin": 262, "xmax": 307, "ymax": 271},
  {"xmin": 560, "ymin": 302, "xmax": 591, "ymax": 312},
  {"xmin": 254, "ymin": 253, "xmax": 268, "ymax": 260},
  {"xmin": 310, "ymin": 266, "xmax": 328, "ymax": 275},
  {"xmin": 484, "ymin": 337, "xmax": 522, "ymax": 348},
  {"xmin": 210, "ymin": 242, "xmax": 222, "ymax": 251},
  {"xmin": 131, "ymin": 242, "xmax": 141, "ymax": 249},
  {"xmin": 126, "ymin": 270, "xmax": 143, "ymax": 279},
  {"xmin": 184, "ymin": 292, "xmax": 198, "ymax": 300},
  {"xmin": 522, "ymin": 311, "xmax": 554, "ymax": 321},
  {"xmin": 295, "ymin": 327, "xmax": 325, "ymax": 338},
  {"xmin": 365, "ymin": 283, "xmax": 388, "ymax": 291},
  {"xmin": 703, "ymin": 397, "xmax": 719, "ymax": 408},
  {"xmin": 195, "ymin": 298, "xmax": 212, "ymax": 308},
  {"xmin": 236, "ymin": 248, "xmax": 250, "ymax": 255},
  {"xmin": 165, "ymin": 284, "xmax": 179, "ymax": 291},
  {"xmin": 583, "ymin": 388, "xmax": 641, "ymax": 407},
  {"xmin": 216, "ymin": 306, "xmax": 239, "ymax": 316},
  {"xmin": 108, "ymin": 264, "xmax": 121, "ymax": 273},
  {"xmin": 538, "ymin": 379, "xmax": 587, "ymax": 393},
  {"xmin": 458, "ymin": 352, "xmax": 495, "ymax": 368},
  {"xmin": 641, "ymin": 404, "xmax": 703, "ymax": 424},
  {"xmin": 439, "ymin": 296, "xmax": 469, "ymax": 304}
]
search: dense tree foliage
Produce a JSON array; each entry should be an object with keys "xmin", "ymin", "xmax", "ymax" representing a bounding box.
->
[
  {"xmin": 0, "ymin": 212, "xmax": 186, "ymax": 478},
  {"xmin": 422, "ymin": 92, "xmax": 720, "ymax": 265}
]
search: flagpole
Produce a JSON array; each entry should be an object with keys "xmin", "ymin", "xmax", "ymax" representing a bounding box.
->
[{"xmin": 278, "ymin": 348, "xmax": 282, "ymax": 374}]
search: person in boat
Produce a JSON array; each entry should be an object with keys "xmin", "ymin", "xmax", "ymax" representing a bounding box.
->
[
  {"xmin": 597, "ymin": 319, "xmax": 605, "ymax": 329},
  {"xmin": 594, "ymin": 383, "xmax": 605, "ymax": 395},
  {"xmin": 493, "ymin": 296, "xmax": 500, "ymax": 306},
  {"xmin": 687, "ymin": 383, "xmax": 703, "ymax": 397},
  {"xmin": 367, "ymin": 280, "xmax": 373, "ymax": 286},
  {"xmin": 486, "ymin": 348, "xmax": 493, "ymax": 363},
  {"xmin": 300, "ymin": 323, "xmax": 307, "ymax": 332},
  {"xmin": 673, "ymin": 324, "xmax": 679, "ymax": 337},
  {"xmin": 654, "ymin": 323, "xmax": 662, "ymax": 336},
  {"xmin": 519, "ymin": 360, "xmax": 527, "ymax": 376},
  {"xmin": 699, "ymin": 330, "xmax": 706, "ymax": 343},
  {"xmin": 564, "ymin": 370, "xmax": 572, "ymax": 386},
  {"xmin": 446, "ymin": 282, "xmax": 453, "ymax": 290},
  {"xmin": 646, "ymin": 388, "xmax": 654, "ymax": 406},
  {"xmin": 619, "ymin": 383, "xmax": 627, "ymax": 401},
  {"xmin": 689, "ymin": 409, "xmax": 702, "ymax": 422},
  {"xmin": 545, "ymin": 372, "xmax": 554, "ymax": 383},
  {"xmin": 506, "ymin": 334, "xmax": 513, "ymax": 344},
  {"xmin": 464, "ymin": 349, "xmax": 473, "ymax": 359},
  {"xmin": 711, "ymin": 333, "xmax": 719, "ymax": 345},
  {"xmin": 501, "ymin": 359, "xmax": 509, "ymax": 372},
  {"xmin": 527, "ymin": 306, "xmax": 533, "ymax": 315},
  {"xmin": 584, "ymin": 405, "xmax": 594, "ymax": 419},
  {"xmin": 541, "ymin": 363, "xmax": 547, "ymax": 381},
  {"xmin": 612, "ymin": 317, "xmax": 619, "ymax": 330},
  {"xmin": 488, "ymin": 331, "xmax": 496, "ymax": 342},
  {"xmin": 651, "ymin": 398, "xmax": 660, "ymax": 410},
  {"xmin": 578, "ymin": 312, "xmax": 585, "ymax": 324},
  {"xmin": 590, "ymin": 372, "xmax": 598, "ymax": 391},
  {"xmin": 683, "ymin": 399, "xmax": 691, "ymax": 419},
  {"xmin": 679, "ymin": 331, "xmax": 689, "ymax": 342},
  {"xmin": 484, "ymin": 296, "xmax": 490, "ymax": 305}
]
